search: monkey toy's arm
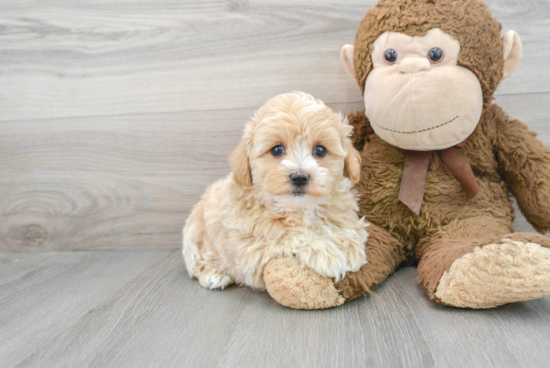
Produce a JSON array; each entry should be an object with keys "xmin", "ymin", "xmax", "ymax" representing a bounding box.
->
[{"xmin": 492, "ymin": 104, "xmax": 550, "ymax": 233}]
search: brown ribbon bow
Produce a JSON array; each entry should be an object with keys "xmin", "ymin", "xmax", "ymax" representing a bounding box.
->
[{"xmin": 398, "ymin": 142, "xmax": 479, "ymax": 215}]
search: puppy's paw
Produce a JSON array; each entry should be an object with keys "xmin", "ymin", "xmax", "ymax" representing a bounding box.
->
[
  {"xmin": 198, "ymin": 273, "xmax": 234, "ymax": 290},
  {"xmin": 345, "ymin": 240, "xmax": 368, "ymax": 272},
  {"xmin": 304, "ymin": 251, "xmax": 348, "ymax": 282},
  {"xmin": 346, "ymin": 252, "xmax": 367, "ymax": 273}
]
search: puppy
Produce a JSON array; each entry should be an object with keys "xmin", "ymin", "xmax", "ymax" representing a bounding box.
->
[{"xmin": 183, "ymin": 92, "xmax": 368, "ymax": 290}]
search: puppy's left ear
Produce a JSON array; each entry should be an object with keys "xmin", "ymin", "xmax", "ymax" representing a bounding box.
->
[
  {"xmin": 343, "ymin": 140, "xmax": 361, "ymax": 183},
  {"xmin": 229, "ymin": 138, "xmax": 252, "ymax": 188}
]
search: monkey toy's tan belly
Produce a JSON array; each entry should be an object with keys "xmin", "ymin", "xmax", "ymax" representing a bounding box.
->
[{"xmin": 356, "ymin": 134, "xmax": 514, "ymax": 257}]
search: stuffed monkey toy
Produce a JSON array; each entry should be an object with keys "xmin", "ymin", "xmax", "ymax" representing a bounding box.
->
[{"xmin": 263, "ymin": 0, "xmax": 550, "ymax": 309}]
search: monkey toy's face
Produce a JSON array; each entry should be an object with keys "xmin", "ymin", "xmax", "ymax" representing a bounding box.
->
[
  {"xmin": 363, "ymin": 28, "xmax": 483, "ymax": 150},
  {"xmin": 341, "ymin": 25, "xmax": 521, "ymax": 152}
]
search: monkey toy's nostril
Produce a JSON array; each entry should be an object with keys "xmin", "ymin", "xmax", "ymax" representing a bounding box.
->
[{"xmin": 289, "ymin": 173, "xmax": 309, "ymax": 187}]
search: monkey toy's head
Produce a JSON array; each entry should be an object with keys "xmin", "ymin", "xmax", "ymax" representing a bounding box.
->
[{"xmin": 341, "ymin": 0, "xmax": 522, "ymax": 151}]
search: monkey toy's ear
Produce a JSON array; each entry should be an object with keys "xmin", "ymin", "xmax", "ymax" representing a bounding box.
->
[
  {"xmin": 340, "ymin": 44, "xmax": 355, "ymax": 79},
  {"xmin": 502, "ymin": 30, "xmax": 523, "ymax": 80}
]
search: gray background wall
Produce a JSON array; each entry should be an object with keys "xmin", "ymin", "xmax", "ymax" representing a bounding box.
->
[{"xmin": 1, "ymin": 0, "xmax": 549, "ymax": 252}]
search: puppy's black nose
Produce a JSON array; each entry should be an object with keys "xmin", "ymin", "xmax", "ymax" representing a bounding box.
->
[{"xmin": 290, "ymin": 173, "xmax": 309, "ymax": 187}]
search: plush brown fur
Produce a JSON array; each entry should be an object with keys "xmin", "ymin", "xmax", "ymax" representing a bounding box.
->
[
  {"xmin": 334, "ymin": 0, "xmax": 550, "ymax": 306},
  {"xmin": 335, "ymin": 99, "xmax": 550, "ymax": 303},
  {"xmin": 262, "ymin": 0, "xmax": 550, "ymax": 309},
  {"xmin": 334, "ymin": 222, "xmax": 406, "ymax": 301}
]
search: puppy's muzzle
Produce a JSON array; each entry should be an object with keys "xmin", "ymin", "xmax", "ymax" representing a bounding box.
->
[{"xmin": 290, "ymin": 172, "xmax": 309, "ymax": 188}]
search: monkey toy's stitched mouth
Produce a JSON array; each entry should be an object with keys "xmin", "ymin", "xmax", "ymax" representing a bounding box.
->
[{"xmin": 372, "ymin": 115, "xmax": 459, "ymax": 134}]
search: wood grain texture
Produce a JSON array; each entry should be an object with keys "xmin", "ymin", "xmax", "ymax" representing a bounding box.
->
[
  {"xmin": 0, "ymin": 109, "xmax": 249, "ymax": 252},
  {"xmin": 0, "ymin": 249, "xmax": 176, "ymax": 368},
  {"xmin": 1, "ymin": 94, "xmax": 548, "ymax": 251},
  {"xmin": 394, "ymin": 267, "xmax": 550, "ymax": 368},
  {"xmin": 1, "ymin": 250, "xmax": 547, "ymax": 368},
  {"xmin": 1, "ymin": 0, "xmax": 549, "ymax": 252},
  {"xmin": 0, "ymin": 0, "xmax": 549, "ymax": 121}
]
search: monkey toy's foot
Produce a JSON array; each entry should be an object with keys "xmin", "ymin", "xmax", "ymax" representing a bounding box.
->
[
  {"xmin": 263, "ymin": 257, "xmax": 344, "ymax": 309},
  {"xmin": 435, "ymin": 236, "xmax": 550, "ymax": 308}
]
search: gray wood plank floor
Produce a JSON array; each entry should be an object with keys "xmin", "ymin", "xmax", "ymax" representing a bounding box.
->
[
  {"xmin": 0, "ymin": 249, "xmax": 548, "ymax": 368},
  {"xmin": 0, "ymin": 249, "xmax": 176, "ymax": 368}
]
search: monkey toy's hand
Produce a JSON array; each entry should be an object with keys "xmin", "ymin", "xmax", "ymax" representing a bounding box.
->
[{"xmin": 263, "ymin": 257, "xmax": 345, "ymax": 309}]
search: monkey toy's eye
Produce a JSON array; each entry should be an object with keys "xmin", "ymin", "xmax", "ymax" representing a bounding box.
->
[
  {"xmin": 314, "ymin": 145, "xmax": 327, "ymax": 158},
  {"xmin": 384, "ymin": 49, "xmax": 398, "ymax": 64},
  {"xmin": 271, "ymin": 144, "xmax": 284, "ymax": 157},
  {"xmin": 428, "ymin": 47, "xmax": 444, "ymax": 63}
]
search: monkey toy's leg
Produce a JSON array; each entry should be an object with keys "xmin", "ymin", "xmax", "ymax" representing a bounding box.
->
[
  {"xmin": 263, "ymin": 224, "xmax": 404, "ymax": 309},
  {"xmin": 417, "ymin": 217, "xmax": 550, "ymax": 308}
]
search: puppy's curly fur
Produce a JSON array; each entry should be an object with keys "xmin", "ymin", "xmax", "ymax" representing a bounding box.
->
[{"xmin": 182, "ymin": 92, "xmax": 368, "ymax": 290}]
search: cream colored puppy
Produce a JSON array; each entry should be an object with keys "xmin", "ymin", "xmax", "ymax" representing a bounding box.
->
[{"xmin": 183, "ymin": 92, "xmax": 368, "ymax": 290}]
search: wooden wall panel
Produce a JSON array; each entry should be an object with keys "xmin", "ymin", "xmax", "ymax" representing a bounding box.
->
[
  {"xmin": 0, "ymin": 0, "xmax": 548, "ymax": 121},
  {"xmin": 1, "ymin": 1, "xmax": 549, "ymax": 251}
]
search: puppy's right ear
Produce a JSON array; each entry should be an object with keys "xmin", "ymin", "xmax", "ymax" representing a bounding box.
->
[
  {"xmin": 343, "ymin": 140, "xmax": 361, "ymax": 184},
  {"xmin": 229, "ymin": 138, "xmax": 252, "ymax": 188}
]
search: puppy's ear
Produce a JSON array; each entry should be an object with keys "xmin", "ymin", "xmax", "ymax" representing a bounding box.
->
[
  {"xmin": 343, "ymin": 140, "xmax": 361, "ymax": 183},
  {"xmin": 229, "ymin": 138, "xmax": 252, "ymax": 188}
]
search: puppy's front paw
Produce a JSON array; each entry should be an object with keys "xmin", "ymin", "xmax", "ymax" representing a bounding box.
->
[
  {"xmin": 346, "ymin": 251, "xmax": 367, "ymax": 273},
  {"xmin": 304, "ymin": 250, "xmax": 348, "ymax": 282},
  {"xmin": 198, "ymin": 273, "xmax": 234, "ymax": 290},
  {"xmin": 345, "ymin": 239, "xmax": 368, "ymax": 273}
]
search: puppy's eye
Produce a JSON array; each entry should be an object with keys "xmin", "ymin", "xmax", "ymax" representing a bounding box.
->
[
  {"xmin": 384, "ymin": 49, "xmax": 398, "ymax": 64},
  {"xmin": 271, "ymin": 145, "xmax": 284, "ymax": 157},
  {"xmin": 428, "ymin": 47, "xmax": 443, "ymax": 63},
  {"xmin": 314, "ymin": 145, "xmax": 327, "ymax": 158}
]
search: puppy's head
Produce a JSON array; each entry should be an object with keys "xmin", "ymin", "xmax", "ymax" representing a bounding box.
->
[{"xmin": 230, "ymin": 92, "xmax": 361, "ymax": 209}]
